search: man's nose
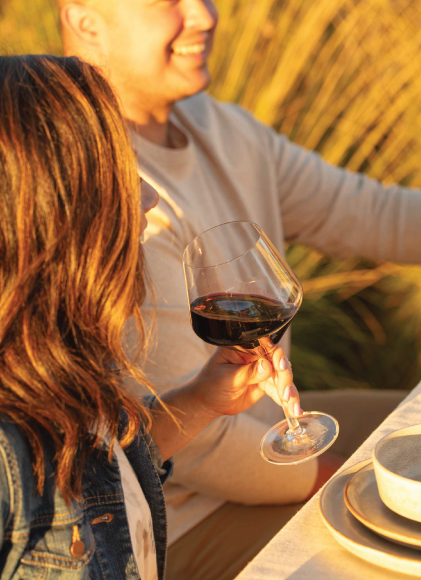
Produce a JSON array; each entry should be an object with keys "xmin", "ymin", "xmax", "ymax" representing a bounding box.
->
[{"xmin": 184, "ymin": 0, "xmax": 218, "ymax": 31}]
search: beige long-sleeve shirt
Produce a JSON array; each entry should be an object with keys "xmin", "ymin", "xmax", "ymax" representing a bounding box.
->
[{"xmin": 130, "ymin": 92, "xmax": 421, "ymax": 544}]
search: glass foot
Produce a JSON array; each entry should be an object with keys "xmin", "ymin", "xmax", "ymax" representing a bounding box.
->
[{"xmin": 260, "ymin": 412, "xmax": 339, "ymax": 465}]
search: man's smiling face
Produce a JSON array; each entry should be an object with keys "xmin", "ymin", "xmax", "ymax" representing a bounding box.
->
[{"xmin": 102, "ymin": 0, "xmax": 218, "ymax": 108}]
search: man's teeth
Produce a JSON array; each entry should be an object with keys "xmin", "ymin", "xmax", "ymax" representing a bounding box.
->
[{"xmin": 173, "ymin": 43, "xmax": 206, "ymax": 56}]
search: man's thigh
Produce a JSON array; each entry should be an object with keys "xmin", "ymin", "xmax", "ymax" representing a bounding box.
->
[{"xmin": 166, "ymin": 502, "xmax": 305, "ymax": 580}]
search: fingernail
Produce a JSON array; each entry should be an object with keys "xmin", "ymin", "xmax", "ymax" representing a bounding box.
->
[
  {"xmin": 258, "ymin": 359, "xmax": 266, "ymax": 373},
  {"xmin": 294, "ymin": 402, "xmax": 300, "ymax": 417},
  {"xmin": 300, "ymin": 408, "xmax": 304, "ymax": 416},
  {"xmin": 283, "ymin": 386, "xmax": 291, "ymax": 402},
  {"xmin": 280, "ymin": 357, "xmax": 288, "ymax": 371}
]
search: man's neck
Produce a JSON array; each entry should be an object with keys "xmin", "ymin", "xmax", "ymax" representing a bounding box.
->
[
  {"xmin": 126, "ymin": 109, "xmax": 188, "ymax": 150},
  {"xmin": 128, "ymin": 118, "xmax": 170, "ymax": 148},
  {"xmin": 124, "ymin": 100, "xmax": 174, "ymax": 148}
]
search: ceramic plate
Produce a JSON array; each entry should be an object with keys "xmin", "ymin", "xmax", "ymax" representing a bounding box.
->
[
  {"xmin": 320, "ymin": 460, "xmax": 421, "ymax": 576},
  {"xmin": 345, "ymin": 461, "xmax": 421, "ymax": 549}
]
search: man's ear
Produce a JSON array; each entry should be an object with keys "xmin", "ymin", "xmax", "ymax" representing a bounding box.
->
[{"xmin": 60, "ymin": 2, "xmax": 105, "ymax": 50}]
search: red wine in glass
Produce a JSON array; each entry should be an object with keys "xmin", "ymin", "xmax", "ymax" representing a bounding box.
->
[{"xmin": 190, "ymin": 292, "xmax": 295, "ymax": 349}]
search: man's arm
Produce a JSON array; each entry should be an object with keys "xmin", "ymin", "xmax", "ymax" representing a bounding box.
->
[{"xmin": 272, "ymin": 133, "xmax": 421, "ymax": 263}]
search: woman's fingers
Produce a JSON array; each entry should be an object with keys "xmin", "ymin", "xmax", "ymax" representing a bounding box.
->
[
  {"xmin": 214, "ymin": 343, "xmax": 302, "ymax": 417},
  {"xmin": 272, "ymin": 347, "xmax": 293, "ymax": 378},
  {"xmin": 215, "ymin": 345, "xmax": 258, "ymax": 366},
  {"xmin": 247, "ymin": 356, "xmax": 274, "ymax": 385},
  {"xmin": 258, "ymin": 377, "xmax": 283, "ymax": 407},
  {"xmin": 260, "ymin": 377, "xmax": 302, "ymax": 417},
  {"xmin": 275, "ymin": 354, "xmax": 301, "ymax": 417},
  {"xmin": 283, "ymin": 383, "xmax": 302, "ymax": 418},
  {"xmin": 271, "ymin": 348, "xmax": 293, "ymax": 394},
  {"xmin": 265, "ymin": 345, "xmax": 302, "ymax": 417}
]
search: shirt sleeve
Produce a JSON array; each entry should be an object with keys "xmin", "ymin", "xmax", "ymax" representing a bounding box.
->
[{"xmin": 271, "ymin": 132, "xmax": 421, "ymax": 263}]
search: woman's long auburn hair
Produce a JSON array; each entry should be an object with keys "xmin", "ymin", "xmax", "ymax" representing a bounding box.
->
[{"xmin": 0, "ymin": 55, "xmax": 153, "ymax": 502}]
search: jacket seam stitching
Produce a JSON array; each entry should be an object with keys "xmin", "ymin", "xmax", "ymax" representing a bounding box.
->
[
  {"xmin": 83, "ymin": 492, "xmax": 124, "ymax": 501},
  {"xmin": 0, "ymin": 430, "xmax": 22, "ymax": 533},
  {"xmin": 31, "ymin": 507, "xmax": 83, "ymax": 521},
  {"xmin": 83, "ymin": 499, "xmax": 124, "ymax": 507},
  {"xmin": 21, "ymin": 537, "xmax": 96, "ymax": 569},
  {"xmin": 4, "ymin": 531, "xmax": 29, "ymax": 540}
]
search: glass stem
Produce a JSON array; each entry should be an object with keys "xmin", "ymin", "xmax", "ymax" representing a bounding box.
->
[{"xmin": 286, "ymin": 416, "xmax": 303, "ymax": 436}]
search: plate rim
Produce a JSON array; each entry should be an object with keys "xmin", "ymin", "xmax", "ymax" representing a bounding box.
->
[
  {"xmin": 319, "ymin": 459, "xmax": 421, "ymax": 575},
  {"xmin": 344, "ymin": 461, "xmax": 421, "ymax": 548}
]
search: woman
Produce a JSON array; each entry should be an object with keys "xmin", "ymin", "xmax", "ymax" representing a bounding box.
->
[{"xmin": 0, "ymin": 55, "xmax": 298, "ymax": 580}]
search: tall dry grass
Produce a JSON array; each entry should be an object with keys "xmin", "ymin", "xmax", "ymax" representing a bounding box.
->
[
  {"xmin": 210, "ymin": 0, "xmax": 421, "ymax": 185},
  {"xmin": 1, "ymin": 0, "xmax": 421, "ymax": 390}
]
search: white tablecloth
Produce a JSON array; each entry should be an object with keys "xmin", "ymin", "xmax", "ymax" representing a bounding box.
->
[{"xmin": 236, "ymin": 382, "xmax": 421, "ymax": 580}]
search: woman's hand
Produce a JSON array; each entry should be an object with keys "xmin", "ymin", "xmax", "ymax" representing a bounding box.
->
[
  {"xmin": 189, "ymin": 339, "xmax": 301, "ymax": 421},
  {"xmin": 150, "ymin": 339, "xmax": 302, "ymax": 462}
]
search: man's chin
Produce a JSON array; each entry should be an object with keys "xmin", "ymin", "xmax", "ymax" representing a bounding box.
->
[{"xmin": 176, "ymin": 75, "xmax": 212, "ymax": 102}]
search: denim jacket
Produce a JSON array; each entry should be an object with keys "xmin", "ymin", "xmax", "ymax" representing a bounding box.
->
[{"xmin": 0, "ymin": 403, "xmax": 173, "ymax": 580}]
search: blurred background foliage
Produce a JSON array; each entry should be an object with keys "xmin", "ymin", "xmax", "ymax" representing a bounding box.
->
[
  {"xmin": 1, "ymin": 0, "xmax": 421, "ymax": 391},
  {"xmin": 0, "ymin": 0, "xmax": 61, "ymax": 54}
]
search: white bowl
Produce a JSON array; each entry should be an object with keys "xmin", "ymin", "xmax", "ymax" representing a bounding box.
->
[{"xmin": 373, "ymin": 424, "xmax": 421, "ymax": 522}]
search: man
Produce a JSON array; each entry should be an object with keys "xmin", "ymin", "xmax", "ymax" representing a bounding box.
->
[{"xmin": 58, "ymin": 1, "xmax": 419, "ymax": 578}]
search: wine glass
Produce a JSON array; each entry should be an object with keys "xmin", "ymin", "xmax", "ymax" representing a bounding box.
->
[{"xmin": 182, "ymin": 221, "xmax": 339, "ymax": 465}]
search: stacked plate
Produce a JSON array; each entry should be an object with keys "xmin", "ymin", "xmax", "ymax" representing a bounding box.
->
[{"xmin": 319, "ymin": 425, "xmax": 421, "ymax": 576}]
